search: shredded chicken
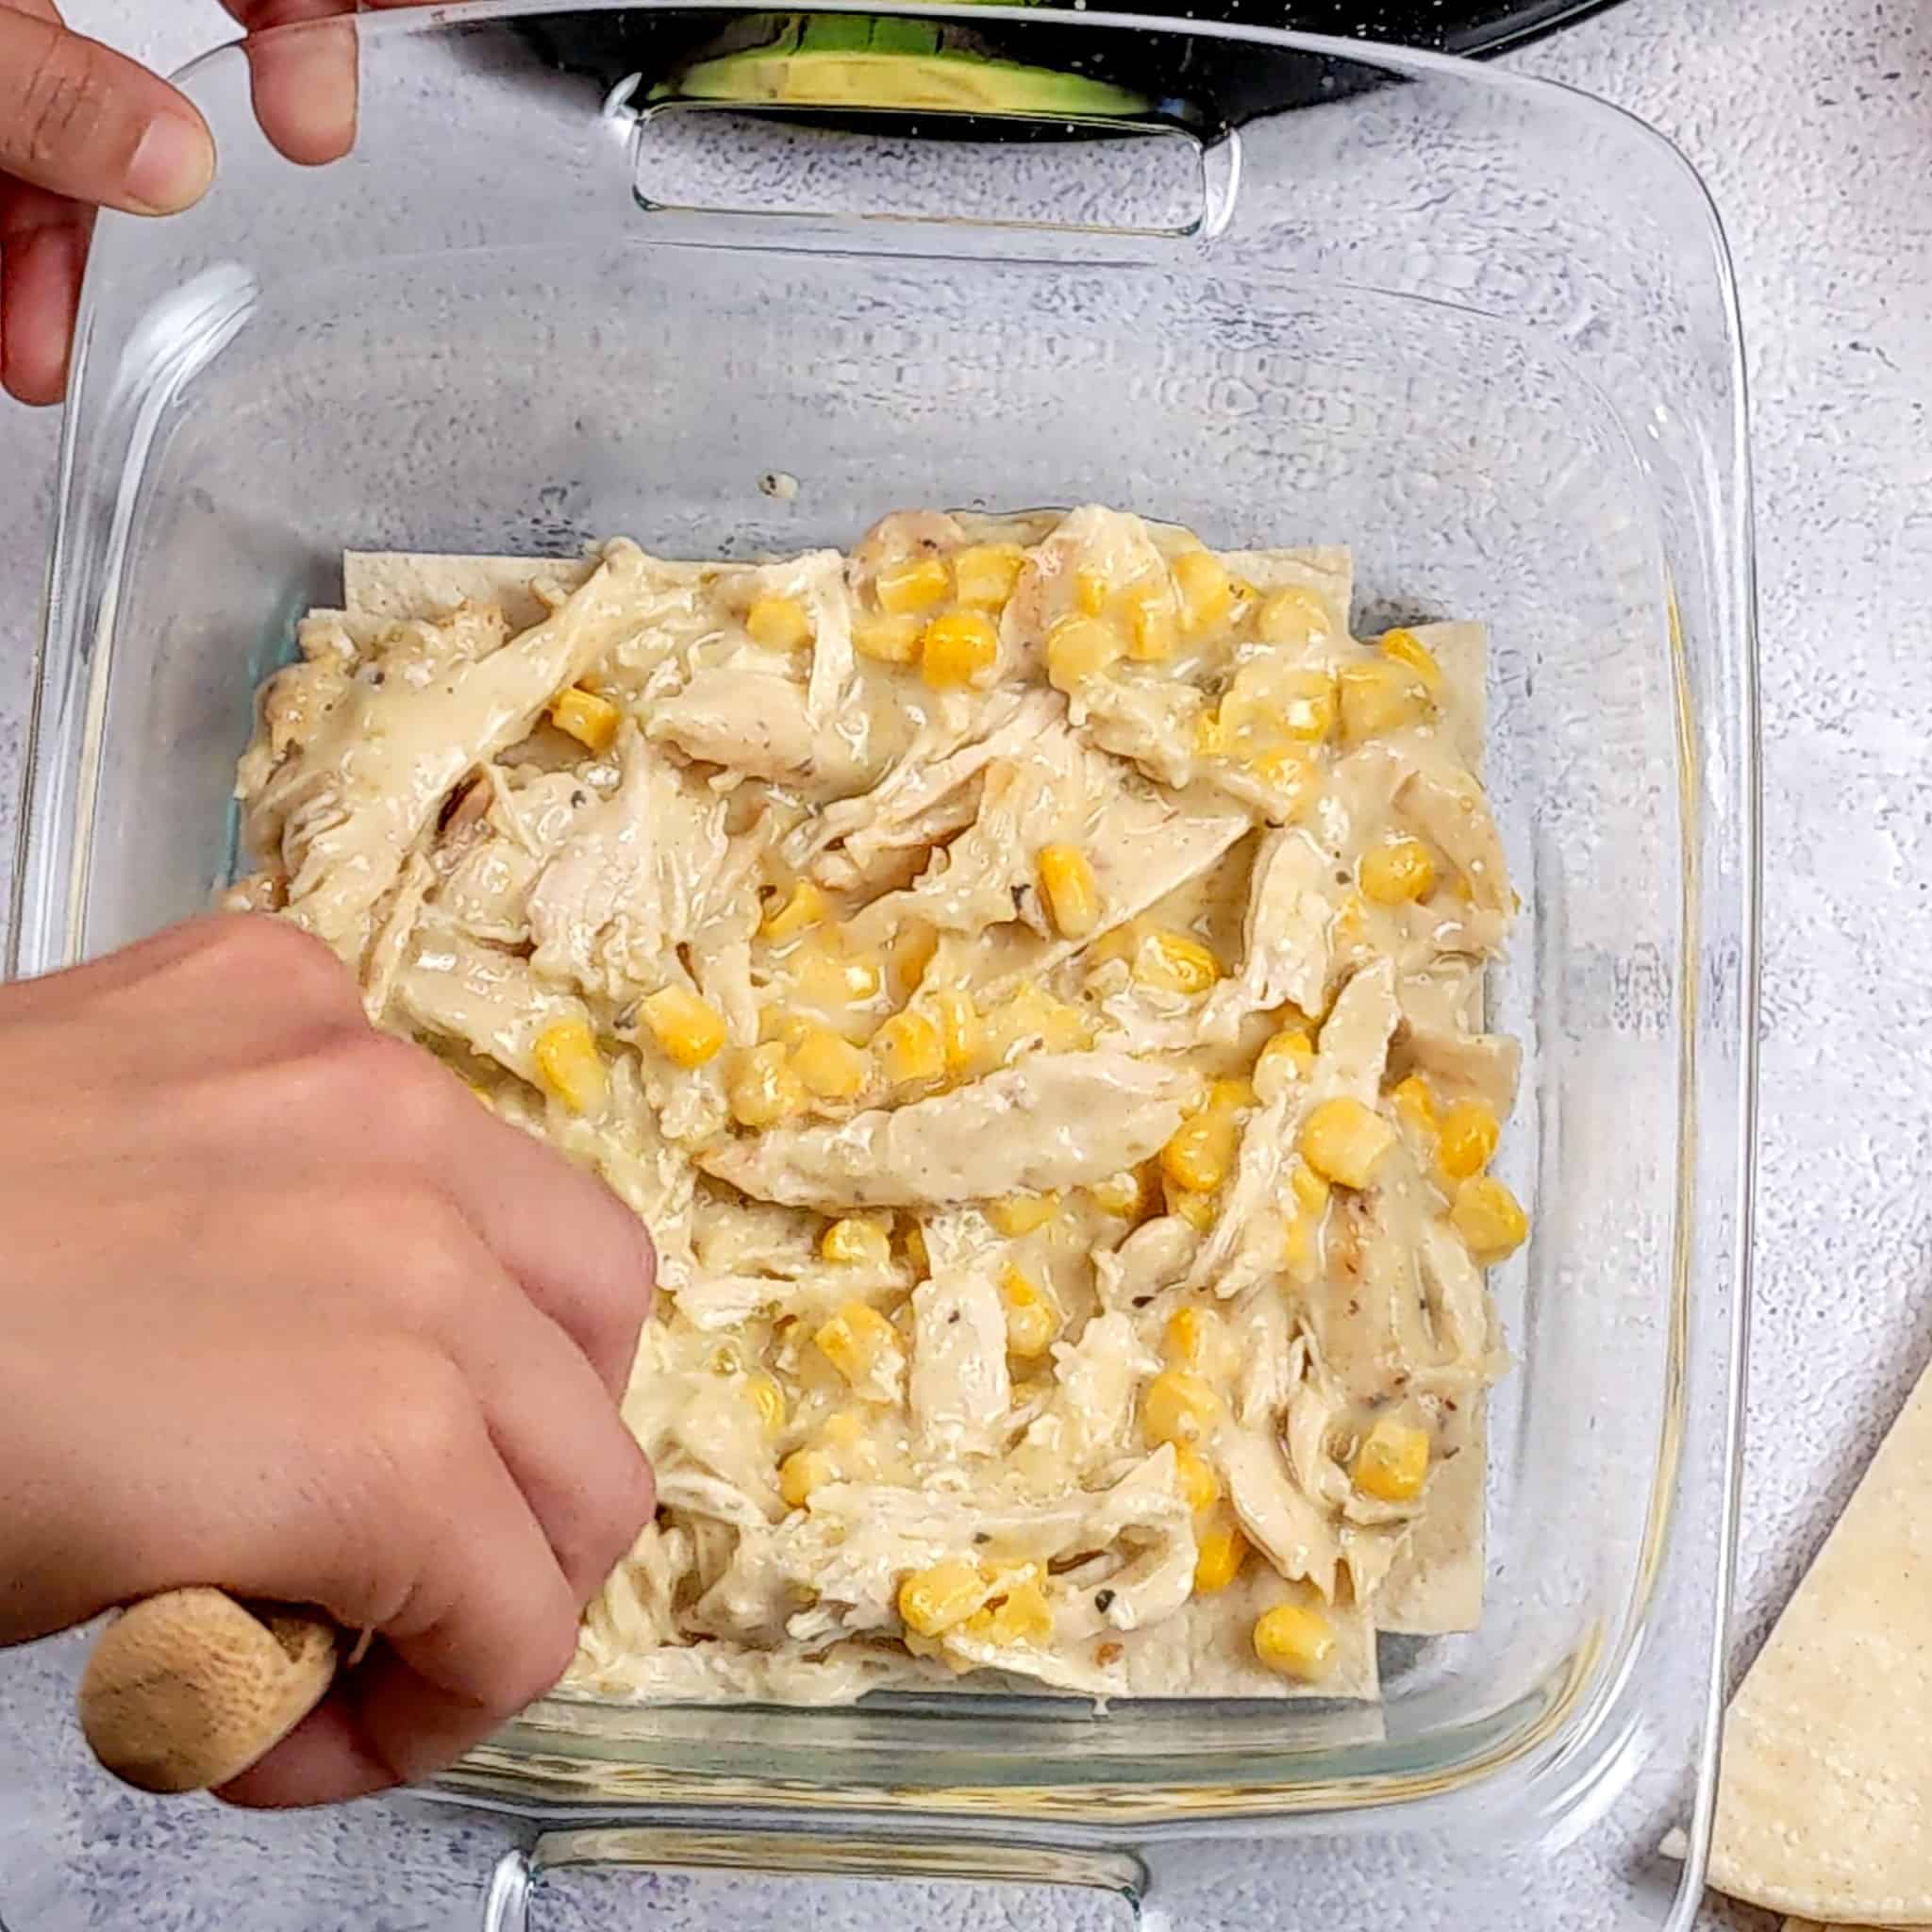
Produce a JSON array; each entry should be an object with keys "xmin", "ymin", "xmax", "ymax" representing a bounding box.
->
[
  {"xmin": 908, "ymin": 1215, "xmax": 1013, "ymax": 1459},
  {"xmin": 647, "ymin": 667, "xmax": 873, "ymax": 792},
  {"xmin": 697, "ymin": 1052, "xmax": 1196, "ymax": 1210},
  {"xmin": 1398, "ymin": 765, "xmax": 1513, "ymax": 916},
  {"xmin": 786, "ymin": 687, "xmax": 1061, "ymax": 886},
  {"xmin": 244, "ymin": 542, "xmax": 658, "ymax": 958},
  {"xmin": 1200, "ymin": 828, "xmax": 1335, "ymax": 1035},
  {"xmin": 231, "ymin": 506, "xmax": 1526, "ymax": 1707}
]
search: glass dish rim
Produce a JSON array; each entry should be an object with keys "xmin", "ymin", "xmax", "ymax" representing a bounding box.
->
[{"xmin": 11, "ymin": 0, "xmax": 1758, "ymax": 1889}]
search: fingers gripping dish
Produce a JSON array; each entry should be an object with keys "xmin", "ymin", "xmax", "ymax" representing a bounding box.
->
[{"xmin": 231, "ymin": 506, "xmax": 1527, "ymax": 1706}]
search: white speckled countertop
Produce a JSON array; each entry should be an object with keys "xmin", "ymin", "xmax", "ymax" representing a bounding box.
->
[{"xmin": 1, "ymin": 0, "xmax": 1922, "ymax": 1924}]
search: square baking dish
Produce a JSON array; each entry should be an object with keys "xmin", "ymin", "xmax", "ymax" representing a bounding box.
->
[{"xmin": 8, "ymin": 5, "xmax": 1756, "ymax": 1924}]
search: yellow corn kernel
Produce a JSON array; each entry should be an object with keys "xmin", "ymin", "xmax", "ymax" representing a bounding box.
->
[
  {"xmin": 1125, "ymin": 581, "xmax": 1178, "ymax": 661},
  {"xmin": 1192, "ymin": 708, "xmax": 1227, "ymax": 758},
  {"xmin": 1165, "ymin": 1306, "xmax": 1208, "ymax": 1369},
  {"xmin": 1438, "ymin": 1100, "xmax": 1501, "ymax": 1179},
  {"xmin": 1282, "ymin": 1210, "xmax": 1318, "ymax": 1280},
  {"xmin": 976, "ymin": 1549, "xmax": 1039, "ymax": 1590},
  {"xmin": 874, "ymin": 1009, "xmax": 944, "ymax": 1086},
  {"xmin": 1074, "ymin": 568, "xmax": 1111, "ymax": 616},
  {"xmin": 1452, "ymin": 1175, "xmax": 1530, "ymax": 1262},
  {"xmin": 903, "ymin": 1221, "xmax": 930, "ymax": 1274},
  {"xmin": 1288, "ymin": 1159, "xmax": 1330, "ymax": 1219},
  {"xmin": 758, "ymin": 1006, "xmax": 812, "ymax": 1048},
  {"xmin": 891, "ymin": 922, "xmax": 939, "ymax": 998},
  {"xmin": 728, "ymin": 1042, "xmax": 808, "ymax": 1127},
  {"xmin": 1360, "ymin": 837, "xmax": 1437, "ymax": 905},
  {"xmin": 745, "ymin": 595, "xmax": 812, "ymax": 650},
  {"xmin": 1004, "ymin": 1301, "xmax": 1058, "ymax": 1361},
  {"xmin": 921, "ymin": 609, "xmax": 1001, "ymax": 691},
  {"xmin": 1045, "ymin": 613, "xmax": 1124, "ymax": 691},
  {"xmin": 1090, "ymin": 1168, "xmax": 1146, "ymax": 1217},
  {"xmin": 815, "ymin": 1300, "xmax": 898, "ymax": 1390},
  {"xmin": 1221, "ymin": 666, "xmax": 1338, "ymax": 747},
  {"xmin": 1299, "ymin": 1096, "xmax": 1397, "ymax": 1189},
  {"xmin": 1131, "ymin": 607, "xmax": 1178, "ymax": 663},
  {"xmin": 1172, "ymin": 1444, "xmax": 1222, "ymax": 1514},
  {"xmin": 792, "ymin": 1024, "xmax": 868, "ymax": 1101},
  {"xmin": 875, "ymin": 555, "xmax": 951, "ymax": 615},
  {"xmin": 1332, "ymin": 891, "xmax": 1371, "ymax": 957},
  {"xmin": 989, "ymin": 1191, "xmax": 1060, "ymax": 1237},
  {"xmin": 533, "ymin": 1017, "xmax": 607, "ymax": 1114},
  {"xmin": 1193, "ymin": 1522, "xmax": 1248, "ymax": 1594},
  {"xmin": 1249, "ymin": 747, "xmax": 1320, "ymax": 820},
  {"xmin": 953, "ymin": 542, "xmax": 1025, "ymax": 609},
  {"xmin": 898, "ymin": 1559, "xmax": 986, "ymax": 1636},
  {"xmin": 1143, "ymin": 1369, "xmax": 1221, "ymax": 1448},
  {"xmin": 853, "ymin": 612, "xmax": 924, "ymax": 665},
  {"xmin": 1169, "ymin": 1185, "xmax": 1218, "ymax": 1233},
  {"xmin": 1353, "ymin": 1416, "xmax": 1431, "ymax": 1503},
  {"xmin": 931, "ymin": 988, "xmax": 982, "ymax": 1075},
  {"xmin": 845, "ymin": 951, "xmax": 888, "ymax": 1004},
  {"xmin": 744, "ymin": 1372, "xmax": 787, "ymax": 1434},
  {"xmin": 639, "ymin": 985, "xmax": 727, "ymax": 1069},
  {"xmin": 1000, "ymin": 1263, "xmax": 1058, "ymax": 1358},
  {"xmin": 791, "ymin": 942, "xmax": 885, "ymax": 1008},
  {"xmin": 983, "ymin": 983, "xmax": 1092, "ymax": 1061},
  {"xmin": 822, "ymin": 1408, "xmax": 869, "ymax": 1454},
  {"xmin": 1133, "ymin": 928, "xmax": 1221, "ymax": 997},
  {"xmin": 1253, "ymin": 1601, "xmax": 1337, "ymax": 1681},
  {"xmin": 762, "ymin": 878, "xmax": 829, "ymax": 943},
  {"xmin": 550, "ymin": 685, "xmax": 621, "ymax": 754},
  {"xmin": 998, "ymin": 1262, "xmax": 1043, "ymax": 1307},
  {"xmin": 1339, "ymin": 658, "xmax": 1432, "ymax": 741},
  {"xmin": 778, "ymin": 1447, "xmax": 835, "ymax": 1508},
  {"xmin": 1391, "ymin": 1074, "xmax": 1437, "ymax": 1135},
  {"xmin": 822, "ymin": 1216, "xmax": 893, "ymax": 1268},
  {"xmin": 1281, "ymin": 671, "xmax": 1341, "ymax": 743},
  {"xmin": 1208, "ymin": 1075, "xmax": 1256, "ymax": 1114},
  {"xmin": 968, "ymin": 1575, "xmax": 1053, "ymax": 1646},
  {"xmin": 1037, "ymin": 843, "xmax": 1101, "ymax": 940},
  {"xmin": 1380, "ymin": 626, "xmax": 1443, "ymax": 691},
  {"xmin": 1161, "ymin": 1109, "xmax": 1238, "ymax": 1194},
  {"xmin": 1173, "ymin": 548, "xmax": 1234, "ymax": 636},
  {"xmin": 1257, "ymin": 1026, "xmax": 1316, "ymax": 1090},
  {"xmin": 1257, "ymin": 585, "xmax": 1337, "ymax": 647}
]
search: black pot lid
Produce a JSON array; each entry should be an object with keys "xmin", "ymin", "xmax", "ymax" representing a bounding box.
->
[
  {"xmin": 511, "ymin": 4, "xmax": 1623, "ymax": 135},
  {"xmin": 1138, "ymin": 0, "xmax": 1621, "ymax": 56}
]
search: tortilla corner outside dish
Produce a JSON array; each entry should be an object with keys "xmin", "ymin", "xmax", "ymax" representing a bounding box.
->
[
  {"xmin": 1784, "ymin": 1922, "xmax": 1903, "ymax": 1931},
  {"xmin": 1706, "ymin": 1357, "xmax": 1932, "ymax": 1925}
]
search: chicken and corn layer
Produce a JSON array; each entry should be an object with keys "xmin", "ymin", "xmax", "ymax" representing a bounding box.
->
[{"xmin": 231, "ymin": 505, "xmax": 1524, "ymax": 1706}]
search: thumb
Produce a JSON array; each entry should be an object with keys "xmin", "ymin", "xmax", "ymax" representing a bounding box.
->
[{"xmin": 0, "ymin": 7, "xmax": 213, "ymax": 214}]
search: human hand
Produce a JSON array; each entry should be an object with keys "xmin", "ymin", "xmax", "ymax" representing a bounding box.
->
[
  {"xmin": 0, "ymin": 914, "xmax": 657, "ymax": 1806},
  {"xmin": 1, "ymin": 0, "xmax": 392, "ymax": 405}
]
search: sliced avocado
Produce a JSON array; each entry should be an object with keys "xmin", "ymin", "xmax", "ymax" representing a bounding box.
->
[{"xmin": 668, "ymin": 15, "xmax": 1148, "ymax": 118}]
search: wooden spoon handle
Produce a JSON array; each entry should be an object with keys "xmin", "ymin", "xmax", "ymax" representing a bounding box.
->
[{"xmin": 78, "ymin": 1589, "xmax": 338, "ymax": 1794}]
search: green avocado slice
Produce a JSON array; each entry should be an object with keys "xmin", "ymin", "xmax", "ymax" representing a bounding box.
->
[{"xmin": 669, "ymin": 16, "xmax": 1149, "ymax": 117}]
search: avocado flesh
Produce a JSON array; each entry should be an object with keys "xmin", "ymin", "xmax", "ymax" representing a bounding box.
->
[{"xmin": 672, "ymin": 22, "xmax": 1148, "ymax": 117}]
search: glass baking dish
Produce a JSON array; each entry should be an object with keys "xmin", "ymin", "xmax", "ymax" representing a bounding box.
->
[{"xmin": 8, "ymin": 4, "xmax": 1757, "ymax": 1924}]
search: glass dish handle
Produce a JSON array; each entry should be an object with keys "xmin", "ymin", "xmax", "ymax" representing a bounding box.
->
[
  {"xmin": 626, "ymin": 97, "xmax": 1242, "ymax": 239},
  {"xmin": 479, "ymin": 1829, "xmax": 1169, "ymax": 1930}
]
